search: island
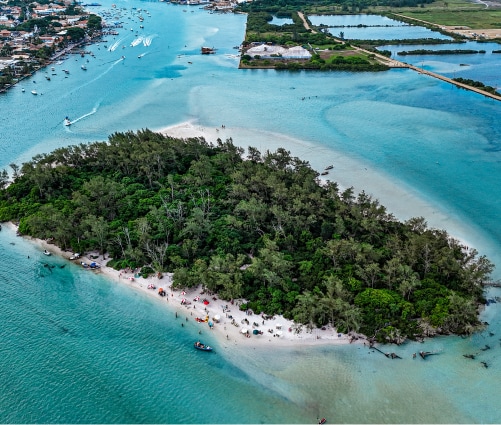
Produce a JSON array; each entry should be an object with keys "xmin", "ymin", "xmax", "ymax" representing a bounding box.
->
[{"xmin": 0, "ymin": 130, "xmax": 494, "ymax": 344}]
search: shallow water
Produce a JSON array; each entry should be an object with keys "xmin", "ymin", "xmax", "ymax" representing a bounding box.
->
[{"xmin": 1, "ymin": 3, "xmax": 501, "ymax": 423}]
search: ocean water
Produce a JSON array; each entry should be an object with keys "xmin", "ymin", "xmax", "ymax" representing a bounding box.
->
[{"xmin": 1, "ymin": 2, "xmax": 501, "ymax": 423}]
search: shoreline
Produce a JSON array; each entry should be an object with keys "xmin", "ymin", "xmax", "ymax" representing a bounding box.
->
[{"xmin": 4, "ymin": 221, "xmax": 360, "ymax": 350}]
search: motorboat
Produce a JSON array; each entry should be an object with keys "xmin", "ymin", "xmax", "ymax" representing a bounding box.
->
[
  {"xmin": 194, "ymin": 341, "xmax": 213, "ymax": 351},
  {"xmin": 64, "ymin": 117, "xmax": 71, "ymax": 126},
  {"xmin": 43, "ymin": 250, "xmax": 51, "ymax": 256},
  {"xmin": 31, "ymin": 90, "xmax": 37, "ymax": 95},
  {"xmin": 81, "ymin": 65, "xmax": 87, "ymax": 70}
]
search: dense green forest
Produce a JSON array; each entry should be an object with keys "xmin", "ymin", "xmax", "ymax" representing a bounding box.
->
[{"xmin": 0, "ymin": 131, "xmax": 493, "ymax": 343}]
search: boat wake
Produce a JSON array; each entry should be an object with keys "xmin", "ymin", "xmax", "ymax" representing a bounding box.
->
[
  {"xmin": 142, "ymin": 34, "xmax": 157, "ymax": 47},
  {"xmin": 130, "ymin": 36, "xmax": 143, "ymax": 47},
  {"xmin": 65, "ymin": 104, "xmax": 99, "ymax": 127},
  {"xmin": 108, "ymin": 36, "xmax": 129, "ymax": 52}
]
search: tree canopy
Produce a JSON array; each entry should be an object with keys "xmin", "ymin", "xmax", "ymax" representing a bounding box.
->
[{"xmin": 0, "ymin": 131, "xmax": 493, "ymax": 342}]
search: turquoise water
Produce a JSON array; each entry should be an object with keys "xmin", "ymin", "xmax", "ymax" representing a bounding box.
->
[
  {"xmin": 378, "ymin": 41, "xmax": 501, "ymax": 88},
  {"xmin": 308, "ymin": 14, "xmax": 452, "ymax": 40},
  {"xmin": 1, "ymin": 3, "xmax": 501, "ymax": 423}
]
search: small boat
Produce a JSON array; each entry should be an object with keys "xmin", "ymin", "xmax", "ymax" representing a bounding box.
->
[
  {"xmin": 194, "ymin": 341, "xmax": 213, "ymax": 351},
  {"xmin": 325, "ymin": 165, "xmax": 333, "ymax": 170},
  {"xmin": 31, "ymin": 90, "xmax": 38, "ymax": 95},
  {"xmin": 81, "ymin": 65, "xmax": 87, "ymax": 70},
  {"xmin": 64, "ymin": 117, "xmax": 71, "ymax": 126},
  {"xmin": 43, "ymin": 250, "xmax": 51, "ymax": 256},
  {"xmin": 318, "ymin": 418, "xmax": 327, "ymax": 425},
  {"xmin": 321, "ymin": 171, "xmax": 328, "ymax": 176},
  {"xmin": 201, "ymin": 46, "xmax": 216, "ymax": 54},
  {"xmin": 21, "ymin": 88, "xmax": 25, "ymax": 92}
]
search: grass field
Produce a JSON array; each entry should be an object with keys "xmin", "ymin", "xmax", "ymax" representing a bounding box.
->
[
  {"xmin": 305, "ymin": 0, "xmax": 501, "ymax": 30},
  {"xmin": 399, "ymin": 9, "xmax": 501, "ymax": 28}
]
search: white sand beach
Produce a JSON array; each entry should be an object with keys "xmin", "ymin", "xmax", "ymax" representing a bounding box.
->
[{"xmin": 7, "ymin": 221, "xmax": 360, "ymax": 350}]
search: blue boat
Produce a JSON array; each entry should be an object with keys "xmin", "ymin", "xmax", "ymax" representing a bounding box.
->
[{"xmin": 194, "ymin": 341, "xmax": 212, "ymax": 352}]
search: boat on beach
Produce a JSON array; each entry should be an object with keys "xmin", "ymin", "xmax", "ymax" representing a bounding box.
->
[{"xmin": 194, "ymin": 341, "xmax": 213, "ymax": 351}]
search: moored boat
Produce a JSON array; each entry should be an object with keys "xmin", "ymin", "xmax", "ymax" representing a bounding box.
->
[
  {"xmin": 31, "ymin": 90, "xmax": 37, "ymax": 95},
  {"xmin": 194, "ymin": 341, "xmax": 213, "ymax": 351},
  {"xmin": 201, "ymin": 46, "xmax": 216, "ymax": 54},
  {"xmin": 81, "ymin": 65, "xmax": 87, "ymax": 70}
]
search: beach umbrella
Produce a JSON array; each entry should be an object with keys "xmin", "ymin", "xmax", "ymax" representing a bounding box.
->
[
  {"xmin": 181, "ymin": 291, "xmax": 186, "ymax": 295},
  {"xmin": 276, "ymin": 330, "xmax": 283, "ymax": 336},
  {"xmin": 214, "ymin": 314, "xmax": 220, "ymax": 322},
  {"xmin": 241, "ymin": 328, "xmax": 248, "ymax": 334}
]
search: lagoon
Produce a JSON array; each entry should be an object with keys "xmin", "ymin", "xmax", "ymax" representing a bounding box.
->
[
  {"xmin": 308, "ymin": 14, "xmax": 453, "ymax": 40},
  {"xmin": 1, "ymin": 2, "xmax": 501, "ymax": 423}
]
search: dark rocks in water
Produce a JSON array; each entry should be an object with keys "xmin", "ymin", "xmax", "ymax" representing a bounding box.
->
[
  {"xmin": 463, "ymin": 354, "xmax": 476, "ymax": 359},
  {"xmin": 480, "ymin": 345, "xmax": 491, "ymax": 351},
  {"xmin": 481, "ymin": 361, "xmax": 488, "ymax": 368},
  {"xmin": 60, "ymin": 264, "xmax": 66, "ymax": 268}
]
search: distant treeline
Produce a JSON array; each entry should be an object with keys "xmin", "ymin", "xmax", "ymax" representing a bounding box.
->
[
  {"xmin": 398, "ymin": 49, "xmax": 486, "ymax": 56},
  {"xmin": 0, "ymin": 131, "xmax": 493, "ymax": 343},
  {"xmin": 236, "ymin": 0, "xmax": 435, "ymax": 13}
]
